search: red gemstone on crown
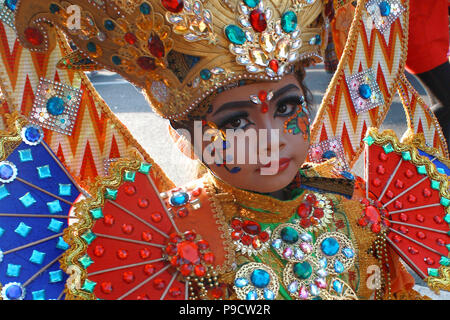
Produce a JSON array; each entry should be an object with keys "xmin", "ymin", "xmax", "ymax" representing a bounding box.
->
[
  {"xmin": 25, "ymin": 27, "xmax": 44, "ymax": 46},
  {"xmin": 243, "ymin": 220, "xmax": 261, "ymax": 235},
  {"xmin": 197, "ymin": 239, "xmax": 210, "ymax": 250},
  {"xmin": 405, "ymin": 169, "xmax": 414, "ymax": 178},
  {"xmin": 269, "ymin": 59, "xmax": 279, "ymax": 72},
  {"xmin": 433, "ymin": 215, "xmax": 443, "ymax": 224},
  {"xmin": 385, "ymin": 190, "xmax": 394, "ymax": 199},
  {"xmin": 203, "ymin": 252, "xmax": 215, "ymax": 264},
  {"xmin": 138, "ymin": 198, "xmax": 149, "ymax": 208},
  {"xmin": 407, "ymin": 194, "xmax": 417, "ymax": 203},
  {"xmin": 395, "ymin": 179, "xmax": 404, "ymax": 189},
  {"xmin": 416, "ymin": 214, "xmax": 424, "ymax": 222},
  {"xmin": 191, "ymin": 187, "xmax": 202, "ymax": 197},
  {"xmin": 424, "ymin": 257, "xmax": 434, "ymax": 265},
  {"xmin": 231, "ymin": 230, "xmax": 243, "ymax": 240},
  {"xmin": 161, "ymin": 0, "xmax": 184, "ymax": 13},
  {"xmin": 300, "ymin": 218, "xmax": 311, "ymax": 228},
  {"xmin": 122, "ymin": 223, "xmax": 134, "ymax": 234},
  {"xmin": 399, "ymin": 213, "xmax": 408, "ymax": 222},
  {"xmin": 408, "ymin": 246, "xmax": 418, "ymax": 254},
  {"xmin": 241, "ymin": 234, "xmax": 252, "ymax": 245},
  {"xmin": 184, "ymin": 231, "xmax": 196, "ymax": 241},
  {"xmin": 371, "ymin": 223, "xmax": 381, "ymax": 233},
  {"xmin": 313, "ymin": 207, "xmax": 324, "ymax": 219},
  {"xmin": 249, "ymin": 9, "xmax": 267, "ymax": 33},
  {"xmin": 137, "ymin": 56, "xmax": 157, "ymax": 70},
  {"xmin": 393, "ymin": 235, "xmax": 402, "ymax": 243},
  {"xmin": 180, "ymin": 263, "xmax": 193, "ymax": 276},
  {"xmin": 148, "ymin": 33, "xmax": 165, "ymax": 58},
  {"xmin": 372, "ymin": 178, "xmax": 381, "ymax": 187},
  {"xmin": 124, "ymin": 32, "xmax": 137, "ymax": 45},
  {"xmin": 151, "ymin": 212, "xmax": 162, "ymax": 222}
]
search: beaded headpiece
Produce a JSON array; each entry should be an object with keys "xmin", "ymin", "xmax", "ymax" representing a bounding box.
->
[{"xmin": 14, "ymin": 0, "xmax": 326, "ymax": 120}]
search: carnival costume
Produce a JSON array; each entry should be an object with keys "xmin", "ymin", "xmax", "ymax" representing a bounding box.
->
[{"xmin": 0, "ymin": 0, "xmax": 449, "ymax": 301}]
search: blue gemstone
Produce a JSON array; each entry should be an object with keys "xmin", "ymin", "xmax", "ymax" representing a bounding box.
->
[
  {"xmin": 19, "ymin": 149, "xmax": 33, "ymax": 162},
  {"xmin": 246, "ymin": 290, "xmax": 258, "ymax": 300},
  {"xmin": 6, "ymin": 264, "xmax": 21, "ymax": 277},
  {"xmin": 170, "ymin": 191, "xmax": 190, "ymax": 206},
  {"xmin": 321, "ymin": 237, "xmax": 340, "ymax": 256},
  {"xmin": 86, "ymin": 42, "xmax": 97, "ymax": 53},
  {"xmin": 56, "ymin": 237, "xmax": 69, "ymax": 250},
  {"xmin": 0, "ymin": 163, "xmax": 14, "ymax": 180},
  {"xmin": 342, "ymin": 247, "xmax": 354, "ymax": 258},
  {"xmin": 46, "ymin": 96, "xmax": 65, "ymax": 116},
  {"xmin": 24, "ymin": 126, "xmax": 42, "ymax": 143},
  {"xmin": 234, "ymin": 277, "xmax": 249, "ymax": 288},
  {"xmin": 358, "ymin": 84, "xmax": 372, "ymax": 99},
  {"xmin": 140, "ymin": 3, "xmax": 151, "ymax": 14},
  {"xmin": 19, "ymin": 193, "xmax": 36, "ymax": 208},
  {"xmin": 49, "ymin": 270, "xmax": 64, "ymax": 283},
  {"xmin": 334, "ymin": 260, "xmax": 345, "ymax": 273},
  {"xmin": 29, "ymin": 250, "xmax": 46, "ymax": 265},
  {"xmin": 379, "ymin": 1, "xmax": 391, "ymax": 16},
  {"xmin": 104, "ymin": 20, "xmax": 115, "ymax": 31},
  {"xmin": 243, "ymin": 0, "xmax": 260, "ymax": 8},
  {"xmin": 281, "ymin": 11, "xmax": 297, "ymax": 33},
  {"xmin": 112, "ymin": 56, "xmax": 122, "ymax": 65},
  {"xmin": 250, "ymin": 269, "xmax": 271, "ymax": 288},
  {"xmin": 5, "ymin": 0, "xmax": 17, "ymax": 11},
  {"xmin": 280, "ymin": 226, "xmax": 299, "ymax": 244},
  {"xmin": 332, "ymin": 280, "xmax": 343, "ymax": 294},
  {"xmin": 225, "ymin": 25, "xmax": 247, "ymax": 45},
  {"xmin": 322, "ymin": 150, "xmax": 336, "ymax": 159},
  {"xmin": 229, "ymin": 167, "xmax": 241, "ymax": 174},
  {"xmin": 49, "ymin": 4, "xmax": 60, "ymax": 13},
  {"xmin": 5, "ymin": 284, "xmax": 23, "ymax": 300},
  {"xmin": 200, "ymin": 69, "xmax": 211, "ymax": 80},
  {"xmin": 48, "ymin": 218, "xmax": 64, "ymax": 232},
  {"xmin": 32, "ymin": 289, "xmax": 46, "ymax": 300},
  {"xmin": 271, "ymin": 239, "xmax": 282, "ymax": 249},
  {"xmin": 263, "ymin": 289, "xmax": 275, "ymax": 300},
  {"xmin": 0, "ymin": 185, "xmax": 8, "ymax": 200},
  {"xmin": 15, "ymin": 222, "xmax": 32, "ymax": 237},
  {"xmin": 340, "ymin": 171, "xmax": 355, "ymax": 180}
]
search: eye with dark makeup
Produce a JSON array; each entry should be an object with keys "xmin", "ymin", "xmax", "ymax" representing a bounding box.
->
[
  {"xmin": 216, "ymin": 111, "xmax": 255, "ymax": 130},
  {"xmin": 274, "ymin": 95, "xmax": 304, "ymax": 118}
]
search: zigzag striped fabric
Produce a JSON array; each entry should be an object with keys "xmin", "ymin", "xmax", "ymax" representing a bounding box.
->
[
  {"xmin": 310, "ymin": 0, "xmax": 448, "ymax": 170},
  {"xmin": 0, "ymin": 19, "xmax": 174, "ymax": 193}
]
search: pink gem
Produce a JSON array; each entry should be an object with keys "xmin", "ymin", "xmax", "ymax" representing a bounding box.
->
[
  {"xmin": 315, "ymin": 278, "xmax": 327, "ymax": 289},
  {"xmin": 300, "ymin": 242, "xmax": 313, "ymax": 254},
  {"xmin": 299, "ymin": 286, "xmax": 309, "ymax": 299}
]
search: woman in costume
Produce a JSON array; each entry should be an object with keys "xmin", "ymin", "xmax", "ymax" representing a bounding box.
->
[{"xmin": 0, "ymin": 0, "xmax": 449, "ymax": 300}]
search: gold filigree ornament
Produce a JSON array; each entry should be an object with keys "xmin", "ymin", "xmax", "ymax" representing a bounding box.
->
[
  {"xmin": 15, "ymin": 0, "xmax": 326, "ymax": 120},
  {"xmin": 313, "ymin": 232, "xmax": 356, "ymax": 276},
  {"xmin": 233, "ymin": 262, "xmax": 280, "ymax": 300}
]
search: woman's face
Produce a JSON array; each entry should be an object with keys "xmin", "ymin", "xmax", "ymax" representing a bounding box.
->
[{"xmin": 200, "ymin": 74, "xmax": 311, "ymax": 193}]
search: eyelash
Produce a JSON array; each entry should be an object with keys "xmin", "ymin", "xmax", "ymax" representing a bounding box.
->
[
  {"xmin": 216, "ymin": 95, "xmax": 304, "ymax": 130},
  {"xmin": 217, "ymin": 112, "xmax": 254, "ymax": 130},
  {"xmin": 274, "ymin": 96, "xmax": 304, "ymax": 118}
]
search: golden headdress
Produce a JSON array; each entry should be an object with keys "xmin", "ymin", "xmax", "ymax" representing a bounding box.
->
[{"xmin": 14, "ymin": 0, "xmax": 326, "ymax": 120}]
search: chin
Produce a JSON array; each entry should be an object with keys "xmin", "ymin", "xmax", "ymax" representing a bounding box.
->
[{"xmin": 245, "ymin": 163, "xmax": 299, "ymax": 193}]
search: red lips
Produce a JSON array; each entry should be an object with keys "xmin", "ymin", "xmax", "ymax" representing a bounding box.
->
[{"xmin": 260, "ymin": 158, "xmax": 292, "ymax": 174}]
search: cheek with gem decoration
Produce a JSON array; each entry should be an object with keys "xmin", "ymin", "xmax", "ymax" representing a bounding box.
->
[{"xmin": 284, "ymin": 96, "xmax": 310, "ymax": 141}]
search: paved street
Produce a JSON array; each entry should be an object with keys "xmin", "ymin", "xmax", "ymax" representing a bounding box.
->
[{"xmin": 87, "ymin": 63, "xmax": 450, "ymax": 300}]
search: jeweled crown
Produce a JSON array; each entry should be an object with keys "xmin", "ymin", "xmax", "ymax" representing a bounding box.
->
[{"xmin": 14, "ymin": 0, "xmax": 326, "ymax": 120}]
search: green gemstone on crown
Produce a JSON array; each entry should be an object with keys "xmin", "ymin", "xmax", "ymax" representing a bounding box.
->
[
  {"xmin": 225, "ymin": 25, "xmax": 247, "ymax": 45},
  {"xmin": 281, "ymin": 11, "xmax": 297, "ymax": 33},
  {"xmin": 440, "ymin": 198, "xmax": 450, "ymax": 208}
]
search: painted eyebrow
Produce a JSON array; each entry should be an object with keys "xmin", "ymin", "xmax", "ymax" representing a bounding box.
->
[{"xmin": 211, "ymin": 83, "xmax": 301, "ymax": 116}]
